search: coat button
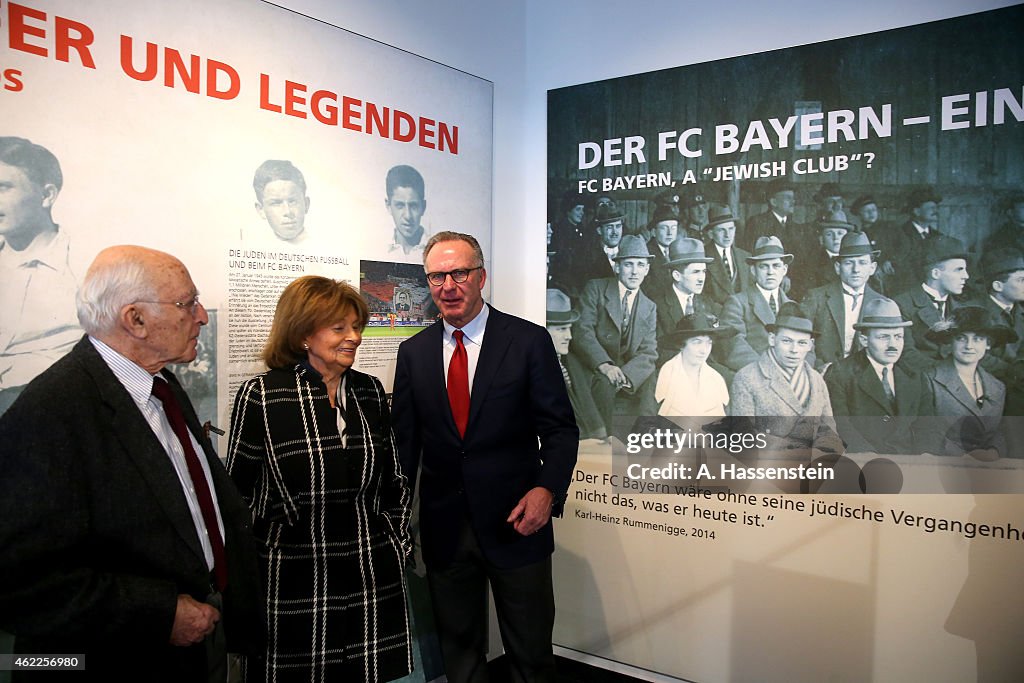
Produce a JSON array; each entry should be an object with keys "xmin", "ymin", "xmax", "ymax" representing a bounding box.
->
[{"xmin": 882, "ymin": 415, "xmax": 891, "ymax": 423}]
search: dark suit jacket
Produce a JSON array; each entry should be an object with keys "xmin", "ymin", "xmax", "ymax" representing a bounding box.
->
[
  {"xmin": 802, "ymin": 282, "xmax": 884, "ymax": 369},
  {"xmin": 877, "ymin": 221, "xmax": 966, "ymax": 297},
  {"xmin": 703, "ymin": 243, "xmax": 752, "ymax": 307},
  {"xmin": 393, "ymin": 307, "xmax": 579, "ymax": 571},
  {"xmin": 789, "ymin": 246, "xmax": 838, "ymax": 302},
  {"xmin": 572, "ymin": 278, "xmax": 658, "ymax": 392},
  {"xmin": 640, "ymin": 238, "xmax": 673, "ymax": 300},
  {"xmin": 893, "ymin": 285, "xmax": 961, "ymax": 373},
  {"xmin": 824, "ymin": 351, "xmax": 932, "ymax": 454},
  {"xmin": 654, "ymin": 287, "xmax": 721, "ymax": 368},
  {"xmin": 742, "ymin": 211, "xmax": 807, "ymax": 256},
  {"xmin": 0, "ymin": 337, "xmax": 262, "ymax": 679}
]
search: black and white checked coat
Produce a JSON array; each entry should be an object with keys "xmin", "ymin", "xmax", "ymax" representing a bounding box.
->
[{"xmin": 227, "ymin": 363, "xmax": 413, "ymax": 682}]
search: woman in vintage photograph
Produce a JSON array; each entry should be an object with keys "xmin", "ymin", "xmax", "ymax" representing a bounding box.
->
[
  {"xmin": 655, "ymin": 312, "xmax": 736, "ymax": 417},
  {"xmin": 924, "ymin": 305, "xmax": 1017, "ymax": 459},
  {"xmin": 227, "ymin": 276, "xmax": 412, "ymax": 681}
]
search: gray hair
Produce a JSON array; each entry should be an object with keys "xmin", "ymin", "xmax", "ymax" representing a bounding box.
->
[
  {"xmin": 76, "ymin": 256, "xmax": 156, "ymax": 335},
  {"xmin": 423, "ymin": 231, "xmax": 485, "ymax": 268}
]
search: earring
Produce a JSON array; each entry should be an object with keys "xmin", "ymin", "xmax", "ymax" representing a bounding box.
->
[{"xmin": 303, "ymin": 343, "xmax": 309, "ymax": 350}]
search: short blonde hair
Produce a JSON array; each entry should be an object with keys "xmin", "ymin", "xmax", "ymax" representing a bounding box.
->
[{"xmin": 263, "ymin": 276, "xmax": 369, "ymax": 369}]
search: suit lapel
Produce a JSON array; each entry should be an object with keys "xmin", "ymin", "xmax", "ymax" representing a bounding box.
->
[
  {"xmin": 934, "ymin": 363, "xmax": 984, "ymax": 416},
  {"xmin": 854, "ymin": 357, "xmax": 892, "ymax": 414},
  {"xmin": 826, "ymin": 284, "xmax": 845, "ymax": 343},
  {"xmin": 751, "ymin": 290, "xmax": 773, "ymax": 327},
  {"xmin": 604, "ymin": 279, "xmax": 623, "ymax": 332},
  {"xmin": 422, "ymin": 320, "xmax": 458, "ymax": 436},
  {"xmin": 466, "ymin": 308, "xmax": 513, "ymax": 436},
  {"xmin": 79, "ymin": 342, "xmax": 207, "ymax": 566}
]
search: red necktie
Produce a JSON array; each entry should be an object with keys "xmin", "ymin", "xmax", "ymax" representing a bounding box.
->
[
  {"xmin": 152, "ymin": 377, "xmax": 228, "ymax": 591},
  {"xmin": 448, "ymin": 330, "xmax": 470, "ymax": 437}
]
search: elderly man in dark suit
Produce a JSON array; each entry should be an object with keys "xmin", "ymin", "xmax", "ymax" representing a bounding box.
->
[
  {"xmin": 653, "ymin": 236, "xmax": 718, "ymax": 367},
  {"xmin": 0, "ymin": 245, "xmax": 263, "ymax": 682},
  {"xmin": 573, "ymin": 234, "xmax": 658, "ymax": 436},
  {"xmin": 893, "ymin": 241, "xmax": 971, "ymax": 372},
  {"xmin": 802, "ymin": 231, "xmax": 885, "ymax": 371},
  {"xmin": 393, "ymin": 232, "xmax": 578, "ymax": 683},
  {"xmin": 824, "ymin": 297, "xmax": 932, "ymax": 454},
  {"xmin": 720, "ymin": 236, "xmax": 797, "ymax": 372},
  {"xmin": 703, "ymin": 206, "xmax": 752, "ymax": 307}
]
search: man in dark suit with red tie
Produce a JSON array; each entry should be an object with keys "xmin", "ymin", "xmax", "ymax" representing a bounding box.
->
[
  {"xmin": 824, "ymin": 297, "xmax": 932, "ymax": 454},
  {"xmin": 0, "ymin": 245, "xmax": 262, "ymax": 682},
  {"xmin": 703, "ymin": 206, "xmax": 752, "ymax": 307},
  {"xmin": 393, "ymin": 232, "xmax": 578, "ymax": 683}
]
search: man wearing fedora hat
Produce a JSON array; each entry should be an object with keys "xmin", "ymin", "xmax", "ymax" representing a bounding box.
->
[
  {"xmin": 547, "ymin": 289, "xmax": 605, "ymax": 441},
  {"xmin": 730, "ymin": 302, "xmax": 844, "ymax": 455},
  {"xmin": 893, "ymin": 240, "xmax": 971, "ymax": 372},
  {"xmin": 875, "ymin": 186, "xmax": 966, "ymax": 296},
  {"xmin": 789, "ymin": 210, "xmax": 854, "ymax": 300},
  {"xmin": 641, "ymin": 205, "xmax": 680, "ymax": 299},
  {"xmin": 703, "ymin": 206, "xmax": 752, "ymax": 307},
  {"xmin": 802, "ymin": 231, "xmax": 886, "ymax": 370},
  {"xmin": 653, "ymin": 236, "xmax": 720, "ymax": 367},
  {"xmin": 572, "ymin": 235, "xmax": 658, "ymax": 435},
  {"xmin": 823, "ymin": 297, "xmax": 932, "ymax": 455},
  {"xmin": 577, "ymin": 202, "xmax": 627, "ymax": 287},
  {"xmin": 720, "ymin": 235, "xmax": 802, "ymax": 372}
]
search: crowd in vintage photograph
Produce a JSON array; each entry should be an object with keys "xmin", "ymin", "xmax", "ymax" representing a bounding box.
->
[{"xmin": 546, "ymin": 181, "xmax": 1024, "ymax": 458}]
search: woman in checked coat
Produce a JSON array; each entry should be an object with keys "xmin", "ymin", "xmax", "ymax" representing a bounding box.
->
[{"xmin": 228, "ymin": 276, "xmax": 413, "ymax": 682}]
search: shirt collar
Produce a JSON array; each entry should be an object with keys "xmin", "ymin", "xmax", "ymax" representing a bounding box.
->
[
  {"xmin": 444, "ymin": 303, "xmax": 489, "ymax": 346},
  {"xmin": 755, "ymin": 283, "xmax": 779, "ymax": 301},
  {"xmin": 921, "ymin": 283, "xmax": 946, "ymax": 302},
  {"xmin": 989, "ymin": 294, "xmax": 1014, "ymax": 313},
  {"xmin": 89, "ymin": 336, "xmax": 160, "ymax": 408},
  {"xmin": 865, "ymin": 353, "xmax": 893, "ymax": 375}
]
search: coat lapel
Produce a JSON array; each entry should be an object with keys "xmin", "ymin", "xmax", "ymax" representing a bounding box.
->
[
  {"xmin": 759, "ymin": 354, "xmax": 805, "ymax": 414},
  {"xmin": 604, "ymin": 279, "xmax": 623, "ymax": 332},
  {"xmin": 466, "ymin": 308, "xmax": 513, "ymax": 436},
  {"xmin": 751, "ymin": 290, "xmax": 773, "ymax": 327},
  {"xmin": 826, "ymin": 284, "xmax": 845, "ymax": 344},
  {"xmin": 854, "ymin": 356, "xmax": 893, "ymax": 414},
  {"xmin": 79, "ymin": 342, "xmax": 207, "ymax": 566},
  {"xmin": 933, "ymin": 363, "xmax": 984, "ymax": 417}
]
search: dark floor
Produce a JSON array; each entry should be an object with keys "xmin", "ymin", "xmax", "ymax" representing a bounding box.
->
[{"xmin": 488, "ymin": 654, "xmax": 649, "ymax": 682}]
